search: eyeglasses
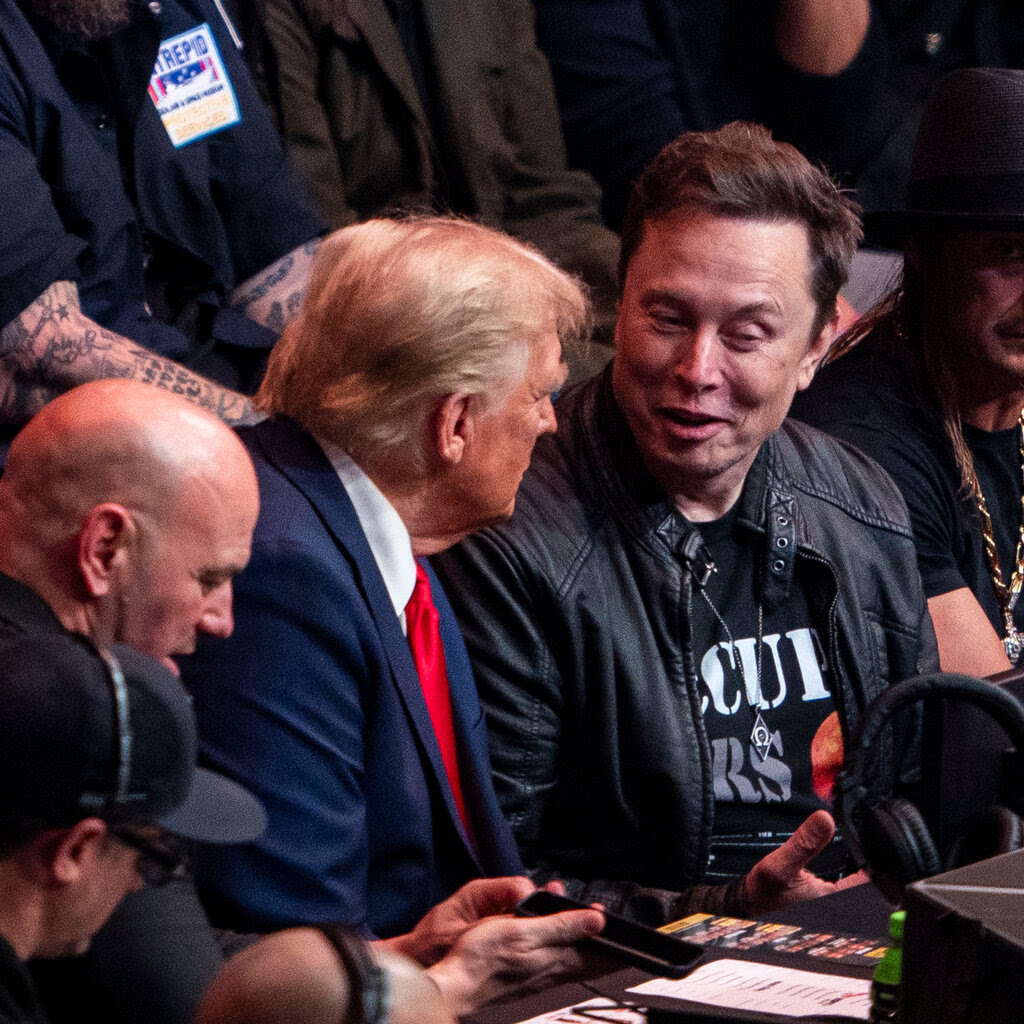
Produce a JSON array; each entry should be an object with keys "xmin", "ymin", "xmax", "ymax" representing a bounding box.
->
[{"xmin": 109, "ymin": 825, "xmax": 188, "ymax": 887}]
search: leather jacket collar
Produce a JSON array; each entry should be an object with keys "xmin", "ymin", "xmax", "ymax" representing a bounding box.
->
[{"xmin": 581, "ymin": 366, "xmax": 798, "ymax": 612}]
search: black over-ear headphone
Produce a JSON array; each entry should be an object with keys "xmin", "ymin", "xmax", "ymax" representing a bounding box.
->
[{"xmin": 837, "ymin": 672, "xmax": 1024, "ymax": 904}]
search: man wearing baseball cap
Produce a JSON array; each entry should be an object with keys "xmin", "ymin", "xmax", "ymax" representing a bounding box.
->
[
  {"xmin": 795, "ymin": 67, "xmax": 1024, "ymax": 679},
  {"xmin": 0, "ymin": 633, "xmax": 264, "ymax": 1024}
]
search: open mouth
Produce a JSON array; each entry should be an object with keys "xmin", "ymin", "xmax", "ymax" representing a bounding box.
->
[{"xmin": 660, "ymin": 407, "xmax": 727, "ymax": 436}]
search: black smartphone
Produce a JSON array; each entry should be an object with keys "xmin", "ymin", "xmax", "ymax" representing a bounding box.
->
[{"xmin": 515, "ymin": 890, "xmax": 704, "ymax": 978}]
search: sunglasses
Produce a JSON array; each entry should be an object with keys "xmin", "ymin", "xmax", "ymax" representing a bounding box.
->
[{"xmin": 109, "ymin": 825, "xmax": 189, "ymax": 887}]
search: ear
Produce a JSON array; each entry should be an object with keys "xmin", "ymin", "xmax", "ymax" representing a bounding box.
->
[
  {"xmin": 77, "ymin": 504, "xmax": 134, "ymax": 598},
  {"xmin": 795, "ymin": 306, "xmax": 842, "ymax": 392},
  {"xmin": 38, "ymin": 819, "xmax": 108, "ymax": 888},
  {"xmin": 433, "ymin": 393, "xmax": 475, "ymax": 467}
]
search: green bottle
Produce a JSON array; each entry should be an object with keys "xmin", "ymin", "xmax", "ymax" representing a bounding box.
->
[{"xmin": 870, "ymin": 910, "xmax": 905, "ymax": 1023}]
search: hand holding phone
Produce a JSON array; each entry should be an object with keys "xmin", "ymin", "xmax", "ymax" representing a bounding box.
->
[{"xmin": 515, "ymin": 890, "xmax": 704, "ymax": 978}]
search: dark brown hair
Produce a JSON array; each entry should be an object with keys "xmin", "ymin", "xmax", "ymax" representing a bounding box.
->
[
  {"xmin": 620, "ymin": 122, "xmax": 862, "ymax": 335},
  {"xmin": 827, "ymin": 229, "xmax": 978, "ymax": 496}
]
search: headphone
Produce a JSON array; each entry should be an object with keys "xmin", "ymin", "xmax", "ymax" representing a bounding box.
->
[
  {"xmin": 74, "ymin": 638, "xmax": 136, "ymax": 813},
  {"xmin": 837, "ymin": 672, "xmax": 1024, "ymax": 903}
]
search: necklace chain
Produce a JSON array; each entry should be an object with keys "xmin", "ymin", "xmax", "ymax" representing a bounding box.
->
[
  {"xmin": 698, "ymin": 584, "xmax": 770, "ymax": 759},
  {"xmin": 975, "ymin": 408, "xmax": 1024, "ymax": 664}
]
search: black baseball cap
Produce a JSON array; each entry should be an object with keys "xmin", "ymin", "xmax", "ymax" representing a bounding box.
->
[{"xmin": 0, "ymin": 633, "xmax": 265, "ymax": 844}]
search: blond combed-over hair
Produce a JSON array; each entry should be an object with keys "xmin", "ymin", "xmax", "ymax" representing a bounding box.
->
[{"xmin": 256, "ymin": 217, "xmax": 590, "ymax": 470}]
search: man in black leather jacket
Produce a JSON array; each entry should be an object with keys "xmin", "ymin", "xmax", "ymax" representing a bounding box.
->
[{"xmin": 434, "ymin": 123, "xmax": 938, "ymax": 925}]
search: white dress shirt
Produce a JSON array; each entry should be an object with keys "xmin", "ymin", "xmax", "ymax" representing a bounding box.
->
[{"xmin": 315, "ymin": 435, "xmax": 416, "ymax": 633}]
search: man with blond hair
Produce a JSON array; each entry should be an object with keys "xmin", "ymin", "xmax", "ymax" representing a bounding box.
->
[{"xmin": 182, "ymin": 217, "xmax": 603, "ymax": 979}]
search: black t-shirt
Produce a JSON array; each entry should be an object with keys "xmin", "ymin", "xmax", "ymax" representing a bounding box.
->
[
  {"xmin": 688, "ymin": 504, "xmax": 845, "ymax": 882},
  {"xmin": 792, "ymin": 336, "xmax": 1024, "ymax": 641},
  {"xmin": 963, "ymin": 423, "xmax": 1021, "ymax": 623}
]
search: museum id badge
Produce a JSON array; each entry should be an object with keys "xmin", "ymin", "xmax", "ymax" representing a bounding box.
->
[{"xmin": 148, "ymin": 23, "xmax": 241, "ymax": 147}]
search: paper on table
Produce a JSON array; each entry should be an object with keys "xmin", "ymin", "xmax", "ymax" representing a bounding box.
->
[
  {"xmin": 629, "ymin": 960, "xmax": 871, "ymax": 1019},
  {"xmin": 513, "ymin": 996, "xmax": 646, "ymax": 1024}
]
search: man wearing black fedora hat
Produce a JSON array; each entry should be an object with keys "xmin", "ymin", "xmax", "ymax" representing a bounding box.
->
[
  {"xmin": 0, "ymin": 633, "xmax": 264, "ymax": 1024},
  {"xmin": 795, "ymin": 67, "xmax": 1024, "ymax": 678}
]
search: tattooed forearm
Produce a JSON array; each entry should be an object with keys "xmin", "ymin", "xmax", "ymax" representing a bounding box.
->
[
  {"xmin": 126, "ymin": 349, "xmax": 256, "ymax": 424},
  {"xmin": 0, "ymin": 281, "xmax": 256, "ymax": 427},
  {"xmin": 231, "ymin": 255, "xmax": 294, "ymax": 307},
  {"xmin": 231, "ymin": 238, "xmax": 320, "ymax": 332},
  {"xmin": 0, "ymin": 281, "xmax": 80, "ymax": 358}
]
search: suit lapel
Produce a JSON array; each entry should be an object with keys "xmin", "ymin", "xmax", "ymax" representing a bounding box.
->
[
  {"xmin": 340, "ymin": 0, "xmax": 429, "ymax": 131},
  {"xmin": 339, "ymin": 0, "xmax": 434, "ymax": 189},
  {"xmin": 251, "ymin": 419, "xmax": 481, "ymax": 865}
]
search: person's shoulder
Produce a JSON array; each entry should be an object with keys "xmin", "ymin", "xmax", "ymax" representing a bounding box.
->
[
  {"xmin": 476, "ymin": 441, "xmax": 591, "ymax": 586},
  {"xmin": 0, "ymin": 0, "xmax": 48, "ymax": 97},
  {"xmin": 237, "ymin": 420, "xmax": 308, "ymax": 499},
  {"xmin": 776, "ymin": 418, "xmax": 914, "ymax": 536},
  {"xmin": 238, "ymin": 418, "xmax": 356, "ymax": 550},
  {"xmin": 798, "ymin": 333, "xmax": 900, "ymax": 409},
  {"xmin": 506, "ymin": 378, "xmax": 607, "ymax": 529},
  {"xmin": 239, "ymin": 417, "xmax": 324, "ymax": 476},
  {"xmin": 793, "ymin": 335, "xmax": 947, "ymax": 467}
]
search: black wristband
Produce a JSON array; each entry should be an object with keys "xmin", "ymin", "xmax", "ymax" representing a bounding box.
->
[{"xmin": 319, "ymin": 924, "xmax": 390, "ymax": 1024}]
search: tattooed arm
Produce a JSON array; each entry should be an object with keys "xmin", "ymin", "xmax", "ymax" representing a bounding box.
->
[
  {"xmin": 231, "ymin": 239, "xmax": 320, "ymax": 334},
  {"xmin": 0, "ymin": 281, "xmax": 258, "ymax": 427}
]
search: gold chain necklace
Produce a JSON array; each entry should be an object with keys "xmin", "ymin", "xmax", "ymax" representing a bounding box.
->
[{"xmin": 975, "ymin": 408, "xmax": 1024, "ymax": 664}]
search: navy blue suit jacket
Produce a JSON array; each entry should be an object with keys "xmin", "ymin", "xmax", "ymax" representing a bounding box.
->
[{"xmin": 182, "ymin": 418, "xmax": 522, "ymax": 937}]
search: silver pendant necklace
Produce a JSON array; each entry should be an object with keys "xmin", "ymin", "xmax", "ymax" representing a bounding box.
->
[{"xmin": 697, "ymin": 581, "xmax": 770, "ymax": 760}]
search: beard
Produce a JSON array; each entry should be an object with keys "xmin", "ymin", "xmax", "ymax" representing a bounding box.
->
[{"xmin": 30, "ymin": 0, "xmax": 133, "ymax": 40}]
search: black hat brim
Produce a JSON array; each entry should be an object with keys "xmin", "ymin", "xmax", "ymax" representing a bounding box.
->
[
  {"xmin": 865, "ymin": 209, "xmax": 1024, "ymax": 249},
  {"xmin": 158, "ymin": 766, "xmax": 267, "ymax": 844}
]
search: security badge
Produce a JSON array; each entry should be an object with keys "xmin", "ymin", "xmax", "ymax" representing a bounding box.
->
[{"xmin": 148, "ymin": 23, "xmax": 241, "ymax": 147}]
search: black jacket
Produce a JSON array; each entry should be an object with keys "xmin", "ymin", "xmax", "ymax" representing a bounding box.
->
[
  {"xmin": 434, "ymin": 369, "xmax": 938, "ymax": 923},
  {"xmin": 0, "ymin": 937, "xmax": 46, "ymax": 1024}
]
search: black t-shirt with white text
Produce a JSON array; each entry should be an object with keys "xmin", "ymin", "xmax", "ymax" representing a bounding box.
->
[{"xmin": 689, "ymin": 504, "xmax": 846, "ymax": 881}]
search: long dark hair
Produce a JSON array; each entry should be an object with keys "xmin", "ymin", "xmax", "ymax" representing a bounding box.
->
[{"xmin": 825, "ymin": 238, "xmax": 979, "ymax": 498}]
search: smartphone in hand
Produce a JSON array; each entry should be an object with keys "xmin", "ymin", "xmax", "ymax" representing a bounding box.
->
[{"xmin": 515, "ymin": 890, "xmax": 704, "ymax": 978}]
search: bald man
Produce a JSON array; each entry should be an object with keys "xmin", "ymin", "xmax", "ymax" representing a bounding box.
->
[
  {"xmin": 197, "ymin": 929, "xmax": 454, "ymax": 1024},
  {"xmin": 0, "ymin": 379, "xmax": 260, "ymax": 1024},
  {"xmin": 0, "ymin": 378, "xmax": 259, "ymax": 672}
]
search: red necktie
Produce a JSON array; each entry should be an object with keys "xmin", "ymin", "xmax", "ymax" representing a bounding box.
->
[{"xmin": 405, "ymin": 563, "xmax": 473, "ymax": 840}]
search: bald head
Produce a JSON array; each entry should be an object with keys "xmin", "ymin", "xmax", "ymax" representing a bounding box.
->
[
  {"xmin": 197, "ymin": 929, "xmax": 454, "ymax": 1024},
  {"xmin": 0, "ymin": 381, "xmax": 259, "ymax": 664},
  {"xmin": 4, "ymin": 381, "xmax": 252, "ymax": 530}
]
